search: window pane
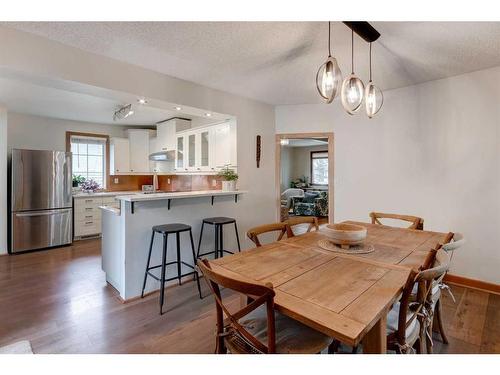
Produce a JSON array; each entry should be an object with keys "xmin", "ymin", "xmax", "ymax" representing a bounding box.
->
[
  {"xmin": 312, "ymin": 159, "xmax": 328, "ymax": 185},
  {"xmin": 87, "ymin": 143, "xmax": 103, "ymax": 156},
  {"xmin": 71, "ymin": 142, "xmax": 78, "ymax": 154},
  {"xmin": 87, "ymin": 155, "xmax": 103, "ymax": 173},
  {"xmin": 312, "ymin": 151, "xmax": 328, "ymax": 159}
]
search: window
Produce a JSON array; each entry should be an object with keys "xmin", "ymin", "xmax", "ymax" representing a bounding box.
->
[
  {"xmin": 310, "ymin": 151, "xmax": 328, "ymax": 185},
  {"xmin": 70, "ymin": 134, "xmax": 108, "ymax": 188}
]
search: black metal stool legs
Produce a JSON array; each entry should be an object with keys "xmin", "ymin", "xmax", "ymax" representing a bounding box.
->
[
  {"xmin": 234, "ymin": 222, "xmax": 241, "ymax": 252},
  {"xmin": 159, "ymin": 233, "xmax": 168, "ymax": 315},
  {"xmin": 189, "ymin": 229, "xmax": 203, "ymax": 299},
  {"xmin": 141, "ymin": 231, "xmax": 155, "ymax": 298},
  {"xmin": 196, "ymin": 222, "xmax": 205, "ymax": 258},
  {"xmin": 176, "ymin": 232, "xmax": 182, "ymax": 286},
  {"xmin": 218, "ymin": 224, "xmax": 224, "ymax": 258}
]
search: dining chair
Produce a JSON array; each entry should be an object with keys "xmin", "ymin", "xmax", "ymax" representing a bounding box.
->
[
  {"xmin": 285, "ymin": 216, "xmax": 319, "ymax": 236},
  {"xmin": 428, "ymin": 232, "xmax": 464, "ymax": 346},
  {"xmin": 246, "ymin": 223, "xmax": 293, "ymax": 247},
  {"xmin": 387, "ymin": 246, "xmax": 450, "ymax": 354},
  {"xmin": 369, "ymin": 212, "xmax": 424, "ymax": 230},
  {"xmin": 197, "ymin": 259, "xmax": 333, "ymax": 354}
]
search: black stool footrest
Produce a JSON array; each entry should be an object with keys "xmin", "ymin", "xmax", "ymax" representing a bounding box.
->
[{"xmin": 146, "ymin": 270, "xmax": 198, "ymax": 283}]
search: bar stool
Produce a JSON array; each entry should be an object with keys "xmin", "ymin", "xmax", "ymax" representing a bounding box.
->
[
  {"xmin": 141, "ymin": 223, "xmax": 202, "ymax": 315},
  {"xmin": 196, "ymin": 217, "xmax": 241, "ymax": 259}
]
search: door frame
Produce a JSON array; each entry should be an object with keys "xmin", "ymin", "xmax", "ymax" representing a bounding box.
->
[{"xmin": 275, "ymin": 132, "xmax": 334, "ymax": 224}]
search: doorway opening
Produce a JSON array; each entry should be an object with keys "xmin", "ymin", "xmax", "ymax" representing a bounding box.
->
[{"xmin": 275, "ymin": 133, "xmax": 334, "ymax": 225}]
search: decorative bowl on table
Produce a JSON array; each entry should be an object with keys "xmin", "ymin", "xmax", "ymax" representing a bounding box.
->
[{"xmin": 323, "ymin": 223, "xmax": 367, "ymax": 249}]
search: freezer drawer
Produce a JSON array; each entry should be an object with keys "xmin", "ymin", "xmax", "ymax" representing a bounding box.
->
[{"xmin": 11, "ymin": 208, "xmax": 72, "ymax": 253}]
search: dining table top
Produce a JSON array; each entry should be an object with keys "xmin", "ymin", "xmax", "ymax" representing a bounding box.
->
[{"xmin": 210, "ymin": 221, "xmax": 449, "ymax": 352}]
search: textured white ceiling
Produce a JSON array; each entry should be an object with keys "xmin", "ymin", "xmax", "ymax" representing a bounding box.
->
[{"xmin": 5, "ymin": 22, "xmax": 500, "ymax": 105}]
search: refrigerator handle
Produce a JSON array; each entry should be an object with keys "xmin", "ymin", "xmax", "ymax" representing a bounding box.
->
[{"xmin": 15, "ymin": 209, "xmax": 72, "ymax": 217}]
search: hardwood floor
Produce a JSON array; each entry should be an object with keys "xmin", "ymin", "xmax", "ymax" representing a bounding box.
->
[{"xmin": 0, "ymin": 239, "xmax": 498, "ymax": 354}]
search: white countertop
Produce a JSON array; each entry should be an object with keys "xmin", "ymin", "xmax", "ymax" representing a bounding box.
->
[
  {"xmin": 115, "ymin": 190, "xmax": 247, "ymax": 202},
  {"xmin": 73, "ymin": 190, "xmax": 140, "ymax": 198}
]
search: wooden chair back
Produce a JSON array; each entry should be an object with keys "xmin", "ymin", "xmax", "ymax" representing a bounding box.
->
[
  {"xmin": 393, "ymin": 245, "xmax": 450, "ymax": 351},
  {"xmin": 197, "ymin": 259, "xmax": 277, "ymax": 354},
  {"xmin": 246, "ymin": 222, "xmax": 293, "ymax": 247},
  {"xmin": 285, "ymin": 216, "xmax": 319, "ymax": 235},
  {"xmin": 370, "ymin": 212, "xmax": 424, "ymax": 230}
]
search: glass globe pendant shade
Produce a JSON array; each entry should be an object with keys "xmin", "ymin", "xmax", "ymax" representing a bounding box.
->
[
  {"xmin": 341, "ymin": 74, "xmax": 365, "ymax": 115},
  {"xmin": 316, "ymin": 56, "xmax": 342, "ymax": 104},
  {"xmin": 365, "ymin": 81, "xmax": 383, "ymax": 118}
]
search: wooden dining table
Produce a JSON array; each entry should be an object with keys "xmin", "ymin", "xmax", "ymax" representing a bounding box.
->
[{"xmin": 210, "ymin": 221, "xmax": 449, "ymax": 354}]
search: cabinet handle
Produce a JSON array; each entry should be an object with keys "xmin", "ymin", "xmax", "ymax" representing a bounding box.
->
[
  {"xmin": 85, "ymin": 199, "xmax": 93, "ymax": 203},
  {"xmin": 85, "ymin": 221, "xmax": 93, "ymax": 225},
  {"xmin": 85, "ymin": 215, "xmax": 93, "ymax": 218},
  {"xmin": 85, "ymin": 208, "xmax": 93, "ymax": 211}
]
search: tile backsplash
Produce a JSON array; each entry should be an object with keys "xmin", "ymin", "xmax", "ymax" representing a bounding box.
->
[{"xmin": 108, "ymin": 174, "xmax": 222, "ymax": 192}]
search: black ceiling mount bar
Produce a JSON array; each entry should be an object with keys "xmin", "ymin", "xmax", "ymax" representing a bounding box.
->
[{"xmin": 342, "ymin": 22, "xmax": 380, "ymax": 43}]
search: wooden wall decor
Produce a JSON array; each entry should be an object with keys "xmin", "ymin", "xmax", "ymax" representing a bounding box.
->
[{"xmin": 256, "ymin": 135, "xmax": 261, "ymax": 168}]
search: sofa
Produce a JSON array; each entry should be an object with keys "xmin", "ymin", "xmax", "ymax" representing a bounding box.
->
[{"xmin": 292, "ymin": 191, "xmax": 328, "ymax": 217}]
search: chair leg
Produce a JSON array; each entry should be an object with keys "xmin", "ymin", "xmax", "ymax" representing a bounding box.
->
[
  {"xmin": 176, "ymin": 232, "xmax": 182, "ymax": 286},
  {"xmin": 189, "ymin": 229, "xmax": 203, "ymax": 299},
  {"xmin": 141, "ymin": 231, "xmax": 155, "ymax": 298},
  {"xmin": 435, "ymin": 299, "xmax": 449, "ymax": 344},
  {"xmin": 234, "ymin": 222, "xmax": 241, "ymax": 252},
  {"xmin": 196, "ymin": 222, "xmax": 205, "ymax": 258},
  {"xmin": 219, "ymin": 224, "xmax": 224, "ymax": 258},
  {"xmin": 159, "ymin": 233, "xmax": 168, "ymax": 315},
  {"xmin": 328, "ymin": 340, "xmax": 340, "ymax": 354}
]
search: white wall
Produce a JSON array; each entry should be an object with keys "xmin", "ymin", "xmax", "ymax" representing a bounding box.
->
[
  {"xmin": 7, "ymin": 112, "xmax": 127, "ymax": 154},
  {"xmin": 0, "ymin": 106, "xmax": 7, "ymax": 254},
  {"xmin": 276, "ymin": 66, "xmax": 500, "ymax": 284},
  {"xmin": 0, "ymin": 27, "xmax": 276, "ymax": 250}
]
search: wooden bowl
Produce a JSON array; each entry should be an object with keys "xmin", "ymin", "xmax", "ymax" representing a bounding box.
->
[{"xmin": 323, "ymin": 223, "xmax": 367, "ymax": 249}]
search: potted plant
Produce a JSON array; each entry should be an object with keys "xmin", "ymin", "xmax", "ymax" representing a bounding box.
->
[
  {"xmin": 217, "ymin": 165, "xmax": 238, "ymax": 191},
  {"xmin": 72, "ymin": 175, "xmax": 86, "ymax": 188}
]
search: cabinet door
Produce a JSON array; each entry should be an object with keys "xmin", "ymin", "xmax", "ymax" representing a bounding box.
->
[
  {"xmin": 199, "ymin": 130, "xmax": 210, "ymax": 171},
  {"xmin": 175, "ymin": 135, "xmax": 185, "ymax": 171},
  {"xmin": 187, "ymin": 133, "xmax": 196, "ymax": 170},
  {"xmin": 110, "ymin": 137, "xmax": 130, "ymax": 174},
  {"xmin": 128, "ymin": 130, "xmax": 150, "ymax": 173},
  {"xmin": 212, "ymin": 123, "xmax": 231, "ymax": 169}
]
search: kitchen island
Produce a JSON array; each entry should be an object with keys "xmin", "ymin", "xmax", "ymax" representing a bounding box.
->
[{"xmin": 100, "ymin": 190, "xmax": 247, "ymax": 300}]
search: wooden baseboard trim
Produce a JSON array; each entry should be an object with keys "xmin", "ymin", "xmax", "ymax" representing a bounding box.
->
[
  {"xmin": 117, "ymin": 275, "xmax": 199, "ymax": 303},
  {"xmin": 444, "ymin": 273, "xmax": 500, "ymax": 295}
]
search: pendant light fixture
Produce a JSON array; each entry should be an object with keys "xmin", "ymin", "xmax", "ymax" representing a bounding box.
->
[
  {"xmin": 341, "ymin": 29, "xmax": 365, "ymax": 115},
  {"xmin": 315, "ymin": 22, "xmax": 342, "ymax": 103},
  {"xmin": 365, "ymin": 43, "xmax": 383, "ymax": 118}
]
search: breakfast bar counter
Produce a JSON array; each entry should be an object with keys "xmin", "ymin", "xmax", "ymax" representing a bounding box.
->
[{"xmin": 100, "ymin": 190, "xmax": 247, "ymax": 300}]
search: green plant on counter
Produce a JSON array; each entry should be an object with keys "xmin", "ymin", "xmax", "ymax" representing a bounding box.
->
[
  {"xmin": 72, "ymin": 175, "xmax": 86, "ymax": 187},
  {"xmin": 217, "ymin": 165, "xmax": 238, "ymax": 181}
]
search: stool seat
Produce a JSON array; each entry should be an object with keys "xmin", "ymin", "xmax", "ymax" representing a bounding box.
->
[
  {"xmin": 202, "ymin": 217, "xmax": 236, "ymax": 225},
  {"xmin": 153, "ymin": 223, "xmax": 191, "ymax": 234}
]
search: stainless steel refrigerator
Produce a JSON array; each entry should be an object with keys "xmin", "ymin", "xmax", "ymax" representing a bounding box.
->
[{"xmin": 10, "ymin": 149, "xmax": 73, "ymax": 253}]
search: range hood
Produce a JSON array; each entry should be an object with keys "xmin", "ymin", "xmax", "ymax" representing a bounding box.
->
[{"xmin": 149, "ymin": 150, "xmax": 175, "ymax": 162}]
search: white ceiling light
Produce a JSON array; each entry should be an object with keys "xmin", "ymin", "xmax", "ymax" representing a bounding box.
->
[
  {"xmin": 113, "ymin": 104, "xmax": 134, "ymax": 121},
  {"xmin": 365, "ymin": 43, "xmax": 384, "ymax": 118},
  {"xmin": 137, "ymin": 98, "xmax": 147, "ymax": 105},
  {"xmin": 341, "ymin": 30, "xmax": 365, "ymax": 115},
  {"xmin": 205, "ymin": 113, "xmax": 212, "ymax": 117},
  {"xmin": 316, "ymin": 22, "xmax": 342, "ymax": 104},
  {"xmin": 175, "ymin": 106, "xmax": 182, "ymax": 111}
]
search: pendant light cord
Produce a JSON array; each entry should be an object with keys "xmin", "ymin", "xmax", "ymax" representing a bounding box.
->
[
  {"xmin": 328, "ymin": 22, "xmax": 332, "ymax": 57},
  {"xmin": 369, "ymin": 42, "xmax": 372, "ymax": 82},
  {"xmin": 351, "ymin": 29, "xmax": 354, "ymax": 74}
]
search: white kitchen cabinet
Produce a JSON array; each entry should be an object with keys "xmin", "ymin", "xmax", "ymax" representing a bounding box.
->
[
  {"xmin": 212, "ymin": 122, "xmax": 232, "ymax": 169},
  {"xmin": 175, "ymin": 135, "xmax": 187, "ymax": 172},
  {"xmin": 110, "ymin": 137, "xmax": 130, "ymax": 174},
  {"xmin": 74, "ymin": 195, "xmax": 121, "ymax": 240},
  {"xmin": 127, "ymin": 129, "xmax": 150, "ymax": 173},
  {"xmin": 156, "ymin": 119, "xmax": 177, "ymax": 151}
]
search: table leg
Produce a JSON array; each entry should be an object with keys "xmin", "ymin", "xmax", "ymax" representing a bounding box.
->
[{"xmin": 362, "ymin": 313, "xmax": 387, "ymax": 354}]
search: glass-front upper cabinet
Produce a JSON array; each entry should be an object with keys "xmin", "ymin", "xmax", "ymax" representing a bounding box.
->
[
  {"xmin": 200, "ymin": 131, "xmax": 209, "ymax": 169},
  {"xmin": 188, "ymin": 134, "xmax": 196, "ymax": 169},
  {"xmin": 176, "ymin": 135, "xmax": 184, "ymax": 170}
]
